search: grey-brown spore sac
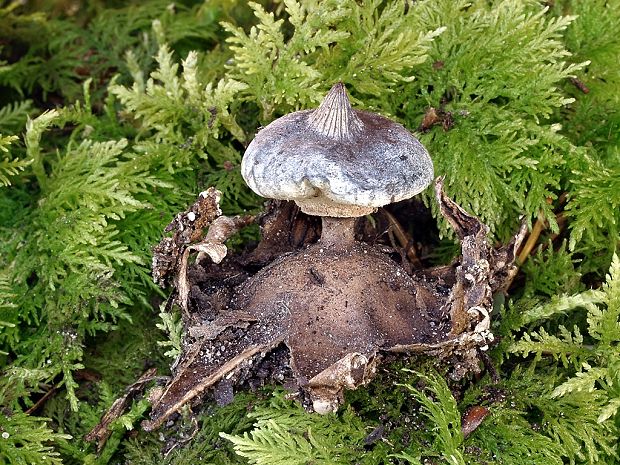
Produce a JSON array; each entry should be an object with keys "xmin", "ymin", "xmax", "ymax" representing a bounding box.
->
[
  {"xmin": 142, "ymin": 84, "xmax": 527, "ymax": 431},
  {"xmin": 241, "ymin": 83, "xmax": 433, "ymax": 217},
  {"xmin": 235, "ymin": 241, "xmax": 450, "ymax": 380}
]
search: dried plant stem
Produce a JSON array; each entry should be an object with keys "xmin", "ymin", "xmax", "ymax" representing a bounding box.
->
[
  {"xmin": 518, "ymin": 212, "xmax": 546, "ymax": 265},
  {"xmin": 517, "ymin": 193, "xmax": 568, "ymax": 265},
  {"xmin": 383, "ymin": 209, "xmax": 422, "ymax": 268},
  {"xmin": 25, "ymin": 386, "xmax": 57, "ymax": 415}
]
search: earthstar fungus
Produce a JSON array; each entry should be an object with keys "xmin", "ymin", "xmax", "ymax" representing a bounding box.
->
[
  {"xmin": 239, "ymin": 83, "xmax": 436, "ymax": 413},
  {"xmin": 143, "ymin": 84, "xmax": 527, "ymax": 430}
]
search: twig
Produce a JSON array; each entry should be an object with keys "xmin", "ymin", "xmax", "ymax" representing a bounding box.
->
[
  {"xmin": 517, "ymin": 192, "xmax": 569, "ymax": 264},
  {"xmin": 85, "ymin": 368, "xmax": 158, "ymax": 451},
  {"xmin": 569, "ymin": 77, "xmax": 590, "ymax": 94},
  {"xmin": 382, "ymin": 210, "xmax": 423, "ymax": 268},
  {"xmin": 517, "ymin": 212, "xmax": 546, "ymax": 265},
  {"xmin": 25, "ymin": 387, "xmax": 57, "ymax": 415}
]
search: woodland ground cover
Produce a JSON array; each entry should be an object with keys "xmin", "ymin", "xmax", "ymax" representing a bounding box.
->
[{"xmin": 0, "ymin": 0, "xmax": 619, "ymax": 463}]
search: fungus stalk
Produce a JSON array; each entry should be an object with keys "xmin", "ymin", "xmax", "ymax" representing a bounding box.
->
[{"xmin": 320, "ymin": 216, "xmax": 356, "ymax": 248}]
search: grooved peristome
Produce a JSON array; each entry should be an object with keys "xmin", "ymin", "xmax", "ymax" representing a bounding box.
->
[{"xmin": 308, "ymin": 82, "xmax": 363, "ymax": 141}]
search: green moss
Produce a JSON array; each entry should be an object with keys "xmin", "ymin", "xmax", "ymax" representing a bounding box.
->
[{"xmin": 0, "ymin": 0, "xmax": 619, "ymax": 463}]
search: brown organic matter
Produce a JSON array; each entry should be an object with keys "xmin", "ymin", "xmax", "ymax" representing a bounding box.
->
[
  {"xmin": 142, "ymin": 178, "xmax": 526, "ymax": 431},
  {"xmin": 234, "ymin": 239, "xmax": 448, "ymax": 414}
]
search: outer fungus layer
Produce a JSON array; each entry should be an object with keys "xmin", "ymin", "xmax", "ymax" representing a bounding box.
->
[{"xmin": 142, "ymin": 180, "xmax": 526, "ymax": 430}]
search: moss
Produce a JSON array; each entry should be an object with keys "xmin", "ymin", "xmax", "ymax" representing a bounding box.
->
[{"xmin": 0, "ymin": 0, "xmax": 619, "ymax": 463}]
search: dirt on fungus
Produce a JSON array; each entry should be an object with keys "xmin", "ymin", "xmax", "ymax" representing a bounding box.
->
[{"xmin": 236, "ymin": 241, "xmax": 452, "ymax": 380}]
